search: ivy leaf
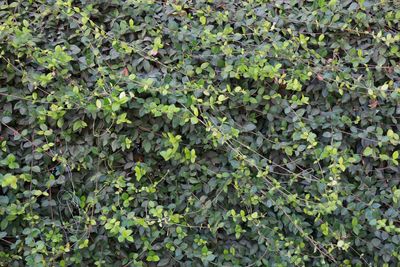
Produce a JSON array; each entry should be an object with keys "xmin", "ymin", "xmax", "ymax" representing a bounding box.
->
[
  {"xmin": 0, "ymin": 173, "xmax": 18, "ymax": 189},
  {"xmin": 143, "ymin": 140, "xmax": 151, "ymax": 153},
  {"xmin": 363, "ymin": 147, "xmax": 373, "ymax": 156},
  {"xmin": 320, "ymin": 222, "xmax": 329, "ymax": 236},
  {"xmin": 243, "ymin": 123, "xmax": 256, "ymax": 132}
]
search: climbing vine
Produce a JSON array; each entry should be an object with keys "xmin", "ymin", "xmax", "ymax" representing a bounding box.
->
[{"xmin": 1, "ymin": 0, "xmax": 400, "ymax": 266}]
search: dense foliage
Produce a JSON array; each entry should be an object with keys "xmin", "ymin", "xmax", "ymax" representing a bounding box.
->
[{"xmin": 1, "ymin": 0, "xmax": 400, "ymax": 266}]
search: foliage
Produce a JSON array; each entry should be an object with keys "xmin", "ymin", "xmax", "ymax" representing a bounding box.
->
[{"xmin": 1, "ymin": 0, "xmax": 400, "ymax": 266}]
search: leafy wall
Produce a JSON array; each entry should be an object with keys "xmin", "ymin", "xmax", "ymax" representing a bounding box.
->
[{"xmin": 1, "ymin": 0, "xmax": 400, "ymax": 266}]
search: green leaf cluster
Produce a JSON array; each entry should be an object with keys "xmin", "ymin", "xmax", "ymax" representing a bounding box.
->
[{"xmin": 1, "ymin": 0, "xmax": 400, "ymax": 266}]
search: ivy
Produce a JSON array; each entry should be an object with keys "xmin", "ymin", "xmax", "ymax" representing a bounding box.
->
[{"xmin": 1, "ymin": 0, "xmax": 400, "ymax": 266}]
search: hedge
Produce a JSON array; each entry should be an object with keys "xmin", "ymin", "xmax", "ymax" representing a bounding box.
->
[{"xmin": 1, "ymin": 0, "xmax": 400, "ymax": 266}]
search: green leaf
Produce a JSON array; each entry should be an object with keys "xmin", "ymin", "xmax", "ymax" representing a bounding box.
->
[
  {"xmin": 320, "ymin": 222, "xmax": 329, "ymax": 236},
  {"xmin": 135, "ymin": 164, "xmax": 146, "ymax": 181},
  {"xmin": 160, "ymin": 148, "xmax": 174, "ymax": 161},
  {"xmin": 143, "ymin": 140, "xmax": 151, "ymax": 153},
  {"xmin": 243, "ymin": 123, "xmax": 256, "ymax": 132},
  {"xmin": 31, "ymin": 166, "xmax": 41, "ymax": 173},
  {"xmin": 363, "ymin": 147, "xmax": 373, "ymax": 157},
  {"xmin": 1, "ymin": 116, "xmax": 12, "ymax": 124},
  {"xmin": 112, "ymin": 102, "xmax": 120, "ymax": 111},
  {"xmin": 146, "ymin": 251, "xmax": 160, "ymax": 262},
  {"xmin": 0, "ymin": 173, "xmax": 18, "ymax": 189},
  {"xmin": 96, "ymin": 99, "xmax": 102, "ymax": 109}
]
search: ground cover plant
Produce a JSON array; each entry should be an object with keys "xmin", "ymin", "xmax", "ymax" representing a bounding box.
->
[{"xmin": 1, "ymin": 0, "xmax": 400, "ymax": 266}]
